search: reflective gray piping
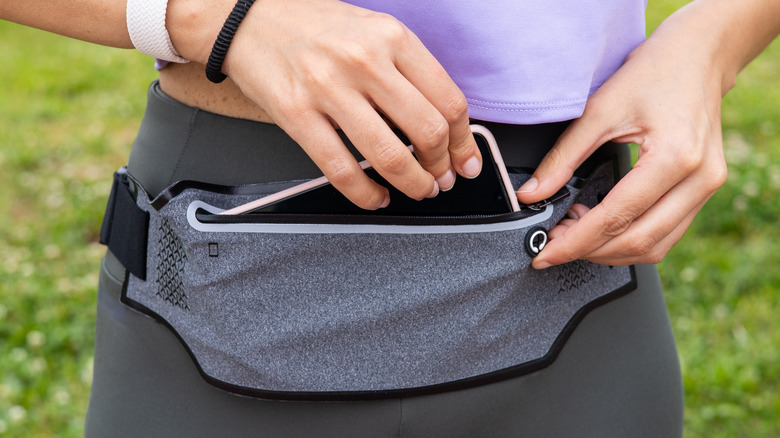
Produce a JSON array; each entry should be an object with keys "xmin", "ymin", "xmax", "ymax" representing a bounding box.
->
[{"xmin": 186, "ymin": 200, "xmax": 554, "ymax": 234}]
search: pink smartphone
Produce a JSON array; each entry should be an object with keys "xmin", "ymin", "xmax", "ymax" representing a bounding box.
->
[{"xmin": 219, "ymin": 124, "xmax": 520, "ymax": 216}]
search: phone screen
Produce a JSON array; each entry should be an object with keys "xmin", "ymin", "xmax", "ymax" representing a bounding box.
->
[{"xmin": 242, "ymin": 131, "xmax": 515, "ymax": 216}]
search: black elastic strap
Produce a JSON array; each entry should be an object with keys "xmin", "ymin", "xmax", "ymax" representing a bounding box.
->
[
  {"xmin": 100, "ymin": 172, "xmax": 149, "ymax": 280},
  {"xmin": 205, "ymin": 0, "xmax": 257, "ymax": 83}
]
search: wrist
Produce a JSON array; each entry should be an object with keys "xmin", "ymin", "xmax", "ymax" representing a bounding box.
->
[
  {"xmin": 653, "ymin": 0, "xmax": 780, "ymax": 97},
  {"xmin": 641, "ymin": 3, "xmax": 735, "ymax": 97},
  {"xmin": 206, "ymin": 0, "xmax": 258, "ymax": 83},
  {"xmin": 166, "ymin": 0, "xmax": 236, "ymax": 65}
]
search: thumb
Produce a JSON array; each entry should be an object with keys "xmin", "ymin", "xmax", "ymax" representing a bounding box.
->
[{"xmin": 515, "ymin": 106, "xmax": 619, "ymax": 204}]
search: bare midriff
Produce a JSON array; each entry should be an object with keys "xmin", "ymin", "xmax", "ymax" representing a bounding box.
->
[{"xmin": 158, "ymin": 62, "xmax": 276, "ymax": 124}]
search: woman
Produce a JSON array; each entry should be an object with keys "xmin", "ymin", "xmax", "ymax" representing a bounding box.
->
[{"xmin": 2, "ymin": 0, "xmax": 779, "ymax": 436}]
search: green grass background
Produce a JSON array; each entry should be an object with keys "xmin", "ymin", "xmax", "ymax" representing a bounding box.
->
[{"xmin": 1, "ymin": 1, "xmax": 778, "ymax": 436}]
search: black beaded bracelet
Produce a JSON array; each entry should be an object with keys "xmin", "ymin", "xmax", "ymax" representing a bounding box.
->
[{"xmin": 205, "ymin": 0, "xmax": 257, "ymax": 83}]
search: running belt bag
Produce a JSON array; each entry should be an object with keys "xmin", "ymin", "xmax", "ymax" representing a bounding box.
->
[{"xmin": 101, "ymin": 150, "xmax": 635, "ymax": 400}]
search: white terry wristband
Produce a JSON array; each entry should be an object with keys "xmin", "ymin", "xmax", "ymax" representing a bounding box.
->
[{"xmin": 127, "ymin": 0, "xmax": 190, "ymax": 63}]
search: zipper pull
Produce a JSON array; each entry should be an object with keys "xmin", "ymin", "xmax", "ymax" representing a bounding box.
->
[{"xmin": 520, "ymin": 186, "xmax": 571, "ymax": 211}]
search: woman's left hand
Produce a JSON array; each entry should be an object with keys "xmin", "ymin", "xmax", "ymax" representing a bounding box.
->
[{"xmin": 515, "ymin": 3, "xmax": 736, "ymax": 268}]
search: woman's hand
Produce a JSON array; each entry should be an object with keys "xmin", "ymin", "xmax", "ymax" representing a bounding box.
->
[
  {"xmin": 168, "ymin": 0, "xmax": 481, "ymax": 210},
  {"xmin": 515, "ymin": 0, "xmax": 780, "ymax": 269}
]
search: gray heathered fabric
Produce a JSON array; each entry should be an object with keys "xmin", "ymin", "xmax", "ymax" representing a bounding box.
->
[{"xmin": 125, "ymin": 163, "xmax": 632, "ymax": 393}]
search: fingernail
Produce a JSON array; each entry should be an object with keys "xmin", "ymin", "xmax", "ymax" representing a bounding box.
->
[
  {"xmin": 462, "ymin": 156, "xmax": 482, "ymax": 179},
  {"xmin": 438, "ymin": 170, "xmax": 456, "ymax": 192},
  {"xmin": 533, "ymin": 259, "xmax": 552, "ymax": 270},
  {"xmin": 517, "ymin": 177, "xmax": 538, "ymax": 194},
  {"xmin": 426, "ymin": 180, "xmax": 440, "ymax": 199},
  {"xmin": 378, "ymin": 194, "xmax": 390, "ymax": 209},
  {"xmin": 566, "ymin": 209, "xmax": 579, "ymax": 220}
]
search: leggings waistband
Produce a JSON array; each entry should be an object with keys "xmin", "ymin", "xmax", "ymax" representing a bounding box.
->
[{"xmin": 127, "ymin": 81, "xmax": 574, "ymax": 197}]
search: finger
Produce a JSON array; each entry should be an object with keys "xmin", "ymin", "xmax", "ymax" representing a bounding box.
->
[
  {"xmin": 367, "ymin": 68, "xmax": 455, "ymax": 190},
  {"xmin": 394, "ymin": 36, "xmax": 481, "ymax": 181},
  {"xmin": 515, "ymin": 94, "xmax": 630, "ymax": 204},
  {"xmin": 581, "ymin": 183, "xmax": 715, "ymax": 263},
  {"xmin": 331, "ymin": 93, "xmax": 439, "ymax": 201},
  {"xmin": 530, "ymin": 147, "xmax": 691, "ymax": 267},
  {"xmin": 548, "ymin": 219, "xmax": 577, "ymax": 240},
  {"xmin": 547, "ymin": 204, "xmax": 592, "ymax": 239},
  {"xmin": 535, "ymin": 156, "xmax": 720, "ymax": 268},
  {"xmin": 586, "ymin": 200, "xmax": 704, "ymax": 266},
  {"xmin": 585, "ymin": 199, "xmax": 707, "ymax": 266},
  {"xmin": 282, "ymin": 113, "xmax": 390, "ymax": 210}
]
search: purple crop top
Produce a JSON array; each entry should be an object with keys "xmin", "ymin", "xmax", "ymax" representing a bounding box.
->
[
  {"xmin": 160, "ymin": 1, "xmax": 647, "ymax": 124},
  {"xmin": 343, "ymin": 0, "xmax": 647, "ymax": 124}
]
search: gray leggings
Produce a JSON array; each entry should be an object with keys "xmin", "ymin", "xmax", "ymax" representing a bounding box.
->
[{"xmin": 85, "ymin": 82, "xmax": 683, "ymax": 437}]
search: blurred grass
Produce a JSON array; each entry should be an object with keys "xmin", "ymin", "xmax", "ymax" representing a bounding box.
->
[
  {"xmin": 647, "ymin": 2, "xmax": 780, "ymax": 437},
  {"xmin": 1, "ymin": 1, "xmax": 779, "ymax": 436},
  {"xmin": 0, "ymin": 22, "xmax": 156, "ymax": 437}
]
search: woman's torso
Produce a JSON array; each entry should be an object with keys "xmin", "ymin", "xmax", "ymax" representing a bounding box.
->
[
  {"xmin": 159, "ymin": 0, "xmax": 647, "ymax": 125},
  {"xmin": 159, "ymin": 62, "xmax": 274, "ymax": 123}
]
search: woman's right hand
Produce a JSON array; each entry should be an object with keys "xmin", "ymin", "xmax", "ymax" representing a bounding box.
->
[{"xmin": 168, "ymin": 0, "xmax": 481, "ymax": 209}]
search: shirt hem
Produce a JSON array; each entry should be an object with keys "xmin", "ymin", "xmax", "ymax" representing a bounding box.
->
[{"xmin": 467, "ymin": 99, "xmax": 587, "ymax": 124}]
